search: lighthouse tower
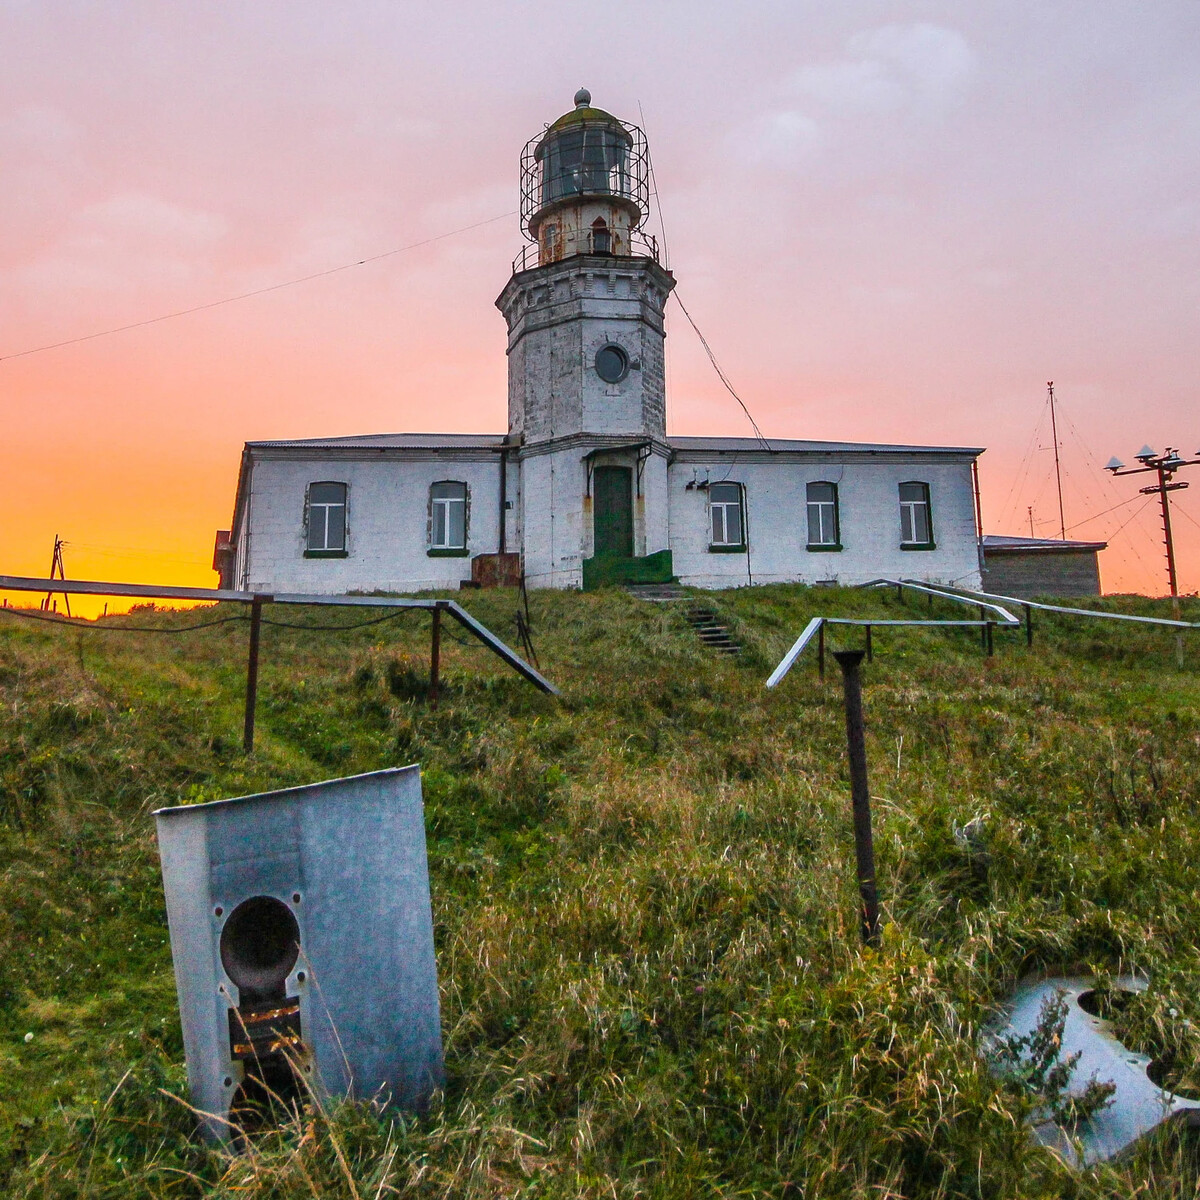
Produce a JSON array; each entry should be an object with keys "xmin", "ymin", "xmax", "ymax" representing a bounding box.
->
[{"xmin": 497, "ymin": 90, "xmax": 677, "ymax": 588}]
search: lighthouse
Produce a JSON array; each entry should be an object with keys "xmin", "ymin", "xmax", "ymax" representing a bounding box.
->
[{"xmin": 497, "ymin": 90, "xmax": 678, "ymax": 587}]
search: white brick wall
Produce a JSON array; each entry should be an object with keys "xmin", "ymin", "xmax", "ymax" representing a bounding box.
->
[
  {"xmin": 240, "ymin": 454, "xmax": 505, "ymax": 594},
  {"xmin": 667, "ymin": 455, "xmax": 982, "ymax": 589}
]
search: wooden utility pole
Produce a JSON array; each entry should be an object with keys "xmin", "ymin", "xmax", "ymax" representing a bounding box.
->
[{"xmin": 41, "ymin": 535, "xmax": 71, "ymax": 617}]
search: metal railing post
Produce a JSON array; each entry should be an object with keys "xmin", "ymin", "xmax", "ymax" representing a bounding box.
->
[
  {"xmin": 986, "ymin": 620, "xmax": 994, "ymax": 657},
  {"xmin": 818, "ymin": 620, "xmax": 825, "ymax": 680},
  {"xmin": 243, "ymin": 595, "xmax": 266, "ymax": 753},
  {"xmin": 833, "ymin": 650, "xmax": 881, "ymax": 948},
  {"xmin": 865, "ymin": 624, "xmax": 873, "ymax": 662},
  {"xmin": 1025, "ymin": 604, "xmax": 1033, "ymax": 647},
  {"xmin": 429, "ymin": 605, "xmax": 442, "ymax": 709}
]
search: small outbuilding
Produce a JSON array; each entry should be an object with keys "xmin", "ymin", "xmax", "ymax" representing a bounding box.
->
[{"xmin": 980, "ymin": 534, "xmax": 1106, "ymax": 598}]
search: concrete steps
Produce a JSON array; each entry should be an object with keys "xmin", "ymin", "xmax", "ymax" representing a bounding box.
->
[
  {"xmin": 685, "ymin": 606, "xmax": 741, "ymax": 655},
  {"xmin": 623, "ymin": 584, "xmax": 742, "ymax": 656}
]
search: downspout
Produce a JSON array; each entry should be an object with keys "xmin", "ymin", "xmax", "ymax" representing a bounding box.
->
[
  {"xmin": 498, "ymin": 446, "xmax": 508, "ymax": 554},
  {"xmin": 972, "ymin": 457, "xmax": 985, "ymax": 582}
]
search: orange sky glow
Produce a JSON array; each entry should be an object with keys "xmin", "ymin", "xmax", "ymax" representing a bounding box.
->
[{"xmin": 4, "ymin": 3, "xmax": 1198, "ymax": 618}]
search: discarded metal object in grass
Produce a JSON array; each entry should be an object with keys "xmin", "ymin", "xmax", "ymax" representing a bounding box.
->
[
  {"xmin": 992, "ymin": 975, "xmax": 1200, "ymax": 1167},
  {"xmin": 832, "ymin": 649, "xmax": 881, "ymax": 947},
  {"xmin": 154, "ymin": 766, "xmax": 443, "ymax": 1145}
]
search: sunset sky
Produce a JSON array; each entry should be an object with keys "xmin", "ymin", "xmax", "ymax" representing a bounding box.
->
[{"xmin": 4, "ymin": 1, "xmax": 1199, "ymax": 615}]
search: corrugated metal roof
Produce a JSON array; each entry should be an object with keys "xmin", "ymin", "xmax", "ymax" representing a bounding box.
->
[
  {"xmin": 668, "ymin": 436, "xmax": 984, "ymax": 455},
  {"xmin": 983, "ymin": 534, "xmax": 1108, "ymax": 552}
]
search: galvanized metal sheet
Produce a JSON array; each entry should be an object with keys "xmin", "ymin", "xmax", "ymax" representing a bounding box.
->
[
  {"xmin": 154, "ymin": 766, "xmax": 443, "ymax": 1143},
  {"xmin": 996, "ymin": 975, "xmax": 1198, "ymax": 1167}
]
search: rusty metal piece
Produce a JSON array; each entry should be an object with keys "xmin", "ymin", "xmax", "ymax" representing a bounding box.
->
[{"xmin": 833, "ymin": 649, "xmax": 881, "ymax": 948}]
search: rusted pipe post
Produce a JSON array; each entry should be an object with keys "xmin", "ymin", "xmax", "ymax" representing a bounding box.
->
[
  {"xmin": 865, "ymin": 624, "xmax": 873, "ymax": 662},
  {"xmin": 832, "ymin": 649, "xmax": 881, "ymax": 948},
  {"xmin": 818, "ymin": 620, "xmax": 826, "ymax": 680},
  {"xmin": 429, "ymin": 604, "xmax": 442, "ymax": 709},
  {"xmin": 243, "ymin": 595, "xmax": 266, "ymax": 754},
  {"xmin": 1024, "ymin": 604, "xmax": 1033, "ymax": 647}
]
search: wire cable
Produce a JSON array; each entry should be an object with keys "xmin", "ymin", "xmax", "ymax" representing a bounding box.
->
[
  {"xmin": 0, "ymin": 607, "xmax": 245, "ymax": 633},
  {"xmin": 0, "ymin": 211, "xmax": 516, "ymax": 363},
  {"xmin": 259, "ymin": 609, "xmax": 420, "ymax": 632},
  {"xmin": 671, "ymin": 291, "xmax": 771, "ymax": 450}
]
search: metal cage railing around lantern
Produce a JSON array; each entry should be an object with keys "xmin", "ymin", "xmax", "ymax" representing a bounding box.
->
[
  {"xmin": 519, "ymin": 118, "xmax": 651, "ymax": 240},
  {"xmin": 510, "ymin": 227, "xmax": 660, "ymax": 274}
]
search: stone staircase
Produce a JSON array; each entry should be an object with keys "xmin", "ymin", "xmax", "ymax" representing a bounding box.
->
[
  {"xmin": 624, "ymin": 584, "xmax": 742, "ymax": 656},
  {"xmin": 684, "ymin": 605, "xmax": 741, "ymax": 655}
]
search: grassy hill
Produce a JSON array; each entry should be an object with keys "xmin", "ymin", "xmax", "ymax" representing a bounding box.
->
[{"xmin": 1, "ymin": 583, "xmax": 1198, "ymax": 1198}]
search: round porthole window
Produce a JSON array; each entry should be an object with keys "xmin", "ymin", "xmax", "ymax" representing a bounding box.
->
[{"xmin": 595, "ymin": 343, "xmax": 629, "ymax": 384}]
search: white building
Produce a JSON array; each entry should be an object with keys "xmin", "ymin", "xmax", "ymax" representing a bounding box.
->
[{"xmin": 216, "ymin": 91, "xmax": 984, "ymax": 595}]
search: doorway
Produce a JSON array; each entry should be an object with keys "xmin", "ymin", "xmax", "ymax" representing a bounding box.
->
[{"xmin": 593, "ymin": 465, "xmax": 633, "ymax": 557}]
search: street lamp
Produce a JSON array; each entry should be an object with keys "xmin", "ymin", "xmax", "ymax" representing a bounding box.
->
[{"xmin": 1106, "ymin": 446, "xmax": 1200, "ymax": 596}]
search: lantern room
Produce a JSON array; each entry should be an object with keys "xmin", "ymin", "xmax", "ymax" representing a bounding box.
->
[{"xmin": 518, "ymin": 89, "xmax": 653, "ymax": 266}]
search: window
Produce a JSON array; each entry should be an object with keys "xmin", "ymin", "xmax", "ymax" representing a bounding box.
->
[
  {"xmin": 899, "ymin": 482, "xmax": 934, "ymax": 548},
  {"xmin": 429, "ymin": 481, "xmax": 468, "ymax": 555},
  {"xmin": 305, "ymin": 481, "xmax": 347, "ymax": 556},
  {"xmin": 591, "ymin": 217, "xmax": 611, "ymax": 254},
  {"xmin": 709, "ymin": 481, "xmax": 745, "ymax": 550},
  {"xmin": 594, "ymin": 343, "xmax": 629, "ymax": 383},
  {"xmin": 806, "ymin": 481, "xmax": 840, "ymax": 549}
]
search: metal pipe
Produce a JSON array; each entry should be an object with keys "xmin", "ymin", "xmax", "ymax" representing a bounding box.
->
[
  {"xmin": 865, "ymin": 624, "xmax": 873, "ymax": 662},
  {"xmin": 243, "ymin": 595, "xmax": 266, "ymax": 753},
  {"xmin": 833, "ymin": 649, "xmax": 881, "ymax": 948},
  {"xmin": 1025, "ymin": 604, "xmax": 1033, "ymax": 647},
  {"xmin": 498, "ymin": 447, "xmax": 508, "ymax": 555},
  {"xmin": 429, "ymin": 605, "xmax": 442, "ymax": 709},
  {"xmin": 986, "ymin": 620, "xmax": 994, "ymax": 657},
  {"xmin": 818, "ymin": 620, "xmax": 825, "ymax": 680}
]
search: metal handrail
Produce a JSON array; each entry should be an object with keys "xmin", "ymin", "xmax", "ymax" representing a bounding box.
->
[
  {"xmin": 934, "ymin": 583, "xmax": 1200, "ymax": 631},
  {"xmin": 510, "ymin": 228, "xmax": 660, "ymax": 274},
  {"xmin": 0, "ymin": 573, "xmax": 559, "ymax": 697}
]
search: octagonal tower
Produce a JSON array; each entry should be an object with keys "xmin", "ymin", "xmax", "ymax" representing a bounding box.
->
[{"xmin": 497, "ymin": 90, "xmax": 677, "ymax": 588}]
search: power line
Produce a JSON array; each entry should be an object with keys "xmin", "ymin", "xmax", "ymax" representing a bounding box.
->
[
  {"xmin": 0, "ymin": 211, "xmax": 516, "ymax": 363},
  {"xmin": 671, "ymin": 291, "xmax": 771, "ymax": 450}
]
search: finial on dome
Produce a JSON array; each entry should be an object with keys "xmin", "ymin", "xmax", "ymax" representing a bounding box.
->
[{"xmin": 574, "ymin": 87, "xmax": 591, "ymax": 108}]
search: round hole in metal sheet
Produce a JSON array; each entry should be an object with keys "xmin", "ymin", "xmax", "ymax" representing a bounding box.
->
[
  {"xmin": 292, "ymin": 893, "xmax": 301, "ymax": 904},
  {"xmin": 1077, "ymin": 988, "xmax": 1136, "ymax": 1018},
  {"xmin": 220, "ymin": 896, "xmax": 300, "ymax": 998}
]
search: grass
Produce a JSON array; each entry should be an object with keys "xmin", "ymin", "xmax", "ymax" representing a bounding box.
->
[{"xmin": 1, "ymin": 583, "xmax": 1199, "ymax": 1198}]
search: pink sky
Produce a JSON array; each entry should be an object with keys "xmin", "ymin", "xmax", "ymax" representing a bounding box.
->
[{"xmin": 4, "ymin": 2, "xmax": 1199, "ymax": 613}]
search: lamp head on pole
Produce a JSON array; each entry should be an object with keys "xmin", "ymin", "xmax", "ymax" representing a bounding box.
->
[
  {"xmin": 1135, "ymin": 444, "xmax": 1157, "ymax": 462},
  {"xmin": 1105, "ymin": 456, "xmax": 1124, "ymax": 473}
]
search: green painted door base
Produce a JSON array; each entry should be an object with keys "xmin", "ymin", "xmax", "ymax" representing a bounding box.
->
[{"xmin": 582, "ymin": 549, "xmax": 675, "ymax": 591}]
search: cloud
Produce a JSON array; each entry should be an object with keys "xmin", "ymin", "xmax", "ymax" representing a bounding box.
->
[{"xmin": 738, "ymin": 23, "xmax": 976, "ymax": 168}]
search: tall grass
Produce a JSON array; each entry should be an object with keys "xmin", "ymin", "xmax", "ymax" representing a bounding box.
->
[{"xmin": 1, "ymin": 585, "xmax": 1198, "ymax": 1197}]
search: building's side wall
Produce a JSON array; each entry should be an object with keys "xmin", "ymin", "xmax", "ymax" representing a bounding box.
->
[
  {"xmin": 519, "ymin": 448, "xmax": 584, "ymax": 589},
  {"xmin": 667, "ymin": 455, "xmax": 982, "ymax": 588},
  {"xmin": 982, "ymin": 550, "xmax": 1102, "ymax": 598},
  {"xmin": 240, "ymin": 454, "xmax": 504, "ymax": 594}
]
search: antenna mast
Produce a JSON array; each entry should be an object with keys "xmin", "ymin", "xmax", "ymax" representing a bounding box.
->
[{"xmin": 1047, "ymin": 381, "xmax": 1066, "ymax": 540}]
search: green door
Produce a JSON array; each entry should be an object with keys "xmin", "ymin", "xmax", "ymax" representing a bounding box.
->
[{"xmin": 593, "ymin": 466, "xmax": 633, "ymax": 558}]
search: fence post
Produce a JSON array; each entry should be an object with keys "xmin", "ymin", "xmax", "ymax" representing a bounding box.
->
[
  {"xmin": 243, "ymin": 595, "xmax": 266, "ymax": 754},
  {"xmin": 1025, "ymin": 604, "xmax": 1033, "ymax": 647},
  {"xmin": 832, "ymin": 649, "xmax": 881, "ymax": 948},
  {"xmin": 986, "ymin": 620, "xmax": 994, "ymax": 657},
  {"xmin": 818, "ymin": 620, "xmax": 825, "ymax": 680},
  {"xmin": 429, "ymin": 604, "xmax": 442, "ymax": 709},
  {"xmin": 865, "ymin": 624, "xmax": 873, "ymax": 662}
]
